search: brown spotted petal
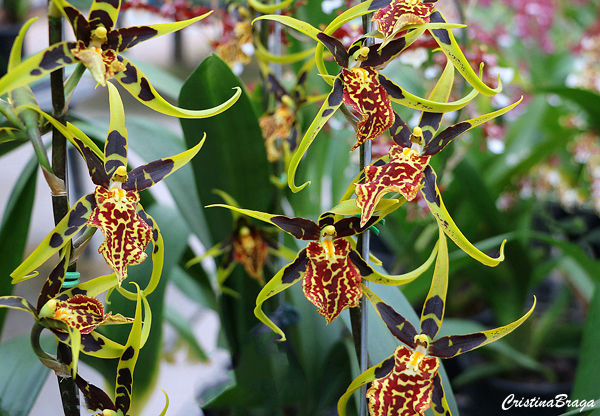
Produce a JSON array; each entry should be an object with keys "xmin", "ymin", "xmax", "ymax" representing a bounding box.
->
[
  {"xmin": 87, "ymin": 186, "xmax": 152, "ymax": 284},
  {"xmin": 342, "ymin": 67, "xmax": 395, "ymax": 151},
  {"xmin": 372, "ymin": 0, "xmax": 435, "ymax": 42},
  {"xmin": 366, "ymin": 345, "xmax": 440, "ymax": 416},
  {"xmin": 355, "ymin": 145, "xmax": 430, "ymax": 226},
  {"xmin": 232, "ymin": 227, "xmax": 269, "ymax": 284},
  {"xmin": 303, "ymin": 239, "xmax": 362, "ymax": 323},
  {"xmin": 52, "ymin": 295, "xmax": 107, "ymax": 334}
]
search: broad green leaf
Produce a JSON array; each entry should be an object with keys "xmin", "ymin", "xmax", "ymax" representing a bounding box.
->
[
  {"xmin": 538, "ymin": 86, "xmax": 600, "ymax": 129},
  {"xmin": 179, "ymin": 54, "xmax": 273, "ymax": 244},
  {"xmin": 0, "ymin": 157, "xmax": 37, "ymax": 336},
  {"xmin": 0, "ymin": 333, "xmax": 52, "ymax": 416}
]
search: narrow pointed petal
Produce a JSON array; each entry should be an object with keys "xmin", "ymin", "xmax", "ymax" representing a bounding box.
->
[
  {"xmin": 430, "ymin": 297, "xmax": 537, "ymax": 358},
  {"xmin": 56, "ymin": 273, "xmax": 119, "ymax": 300},
  {"xmin": 114, "ymin": 57, "xmax": 241, "ymax": 118},
  {"xmin": 29, "ymin": 106, "xmax": 108, "ymax": 186},
  {"xmin": 288, "ymin": 76, "xmax": 344, "ymax": 192},
  {"xmin": 8, "ymin": 18, "xmax": 35, "ymax": 71},
  {"xmin": 421, "ymin": 167, "xmax": 506, "ymax": 266},
  {"xmin": 105, "ymin": 82, "xmax": 128, "ymax": 176},
  {"xmin": 367, "ymin": 345, "xmax": 440, "ymax": 416},
  {"xmin": 89, "ymin": 0, "xmax": 121, "ymax": 31},
  {"xmin": 206, "ymin": 204, "xmax": 321, "ymax": 239},
  {"xmin": 254, "ymin": 40, "xmax": 316, "ymax": 64},
  {"xmin": 253, "ymin": 15, "xmax": 322, "ymax": 42},
  {"xmin": 123, "ymin": 134, "xmax": 206, "ymax": 192},
  {"xmin": 0, "ymin": 296, "xmax": 36, "ymax": 315},
  {"xmin": 254, "ymin": 249, "xmax": 309, "ymax": 341},
  {"xmin": 107, "ymin": 12, "xmax": 212, "ymax": 52},
  {"xmin": 114, "ymin": 283, "xmax": 144, "ymax": 415},
  {"xmin": 248, "ymin": 0, "xmax": 294, "ymax": 13},
  {"xmin": 359, "ymin": 28, "xmax": 425, "ymax": 69},
  {"xmin": 11, "ymin": 193, "xmax": 96, "ymax": 283},
  {"xmin": 418, "ymin": 59, "xmax": 455, "ymax": 144},
  {"xmin": 338, "ymin": 354, "xmax": 394, "ymax": 416},
  {"xmin": 75, "ymin": 374, "xmax": 117, "ymax": 413},
  {"xmin": 362, "ymin": 285, "xmax": 419, "ymax": 346},
  {"xmin": 51, "ymin": 0, "xmax": 92, "ymax": 43},
  {"xmin": 431, "ymin": 373, "xmax": 452, "ymax": 416},
  {"xmin": 303, "ymin": 239, "xmax": 363, "ymax": 323},
  {"xmin": 0, "ymin": 41, "xmax": 78, "ymax": 97},
  {"xmin": 360, "ymin": 239, "xmax": 438, "ymax": 285},
  {"xmin": 355, "ymin": 145, "xmax": 430, "ymax": 226},
  {"xmin": 429, "ymin": 11, "xmax": 501, "ymax": 96},
  {"xmin": 54, "ymin": 330, "xmax": 128, "ymax": 358},
  {"xmin": 423, "ymin": 97, "xmax": 523, "ymax": 156},
  {"xmin": 390, "ymin": 111, "xmax": 412, "ymax": 147},
  {"xmin": 87, "ymin": 187, "xmax": 153, "ymax": 284},
  {"xmin": 420, "ymin": 227, "xmax": 447, "ymax": 339},
  {"xmin": 37, "ymin": 245, "xmax": 71, "ymax": 312},
  {"xmin": 379, "ymin": 73, "xmax": 479, "ymax": 112},
  {"xmin": 316, "ymin": 32, "xmax": 349, "ymax": 68}
]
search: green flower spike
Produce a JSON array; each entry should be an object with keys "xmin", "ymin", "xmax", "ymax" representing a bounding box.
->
[
  {"xmin": 208, "ymin": 201, "xmax": 438, "ymax": 341},
  {"xmin": 0, "ymin": 0, "xmax": 240, "ymax": 118},
  {"xmin": 354, "ymin": 59, "xmax": 522, "ymax": 266},
  {"xmin": 253, "ymin": 14, "xmax": 475, "ymax": 193},
  {"xmin": 338, "ymin": 227, "xmax": 536, "ymax": 416},
  {"xmin": 11, "ymin": 83, "xmax": 205, "ymax": 298}
]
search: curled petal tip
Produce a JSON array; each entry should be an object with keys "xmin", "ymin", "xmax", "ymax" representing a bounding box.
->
[{"xmin": 290, "ymin": 180, "xmax": 310, "ymax": 193}]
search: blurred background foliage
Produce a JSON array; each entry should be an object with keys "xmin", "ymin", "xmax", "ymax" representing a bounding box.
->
[{"xmin": 1, "ymin": 0, "xmax": 600, "ymax": 415}]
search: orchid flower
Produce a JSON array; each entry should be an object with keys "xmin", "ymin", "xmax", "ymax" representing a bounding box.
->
[
  {"xmin": 322, "ymin": 0, "xmax": 502, "ymax": 97},
  {"xmin": 0, "ymin": 0, "xmax": 240, "ymax": 118},
  {"xmin": 338, "ymin": 228, "xmax": 536, "ymax": 416},
  {"xmin": 11, "ymin": 83, "xmax": 205, "ymax": 297},
  {"xmin": 258, "ymin": 58, "xmax": 316, "ymax": 167},
  {"xmin": 0, "ymin": 247, "xmax": 150, "ymax": 379},
  {"xmin": 353, "ymin": 59, "xmax": 522, "ymax": 266},
  {"xmin": 253, "ymin": 14, "xmax": 477, "ymax": 192},
  {"xmin": 186, "ymin": 190, "xmax": 296, "ymax": 296},
  {"xmin": 208, "ymin": 200, "xmax": 439, "ymax": 341}
]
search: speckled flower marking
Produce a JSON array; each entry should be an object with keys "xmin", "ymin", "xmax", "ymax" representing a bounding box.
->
[
  {"xmin": 355, "ymin": 145, "xmax": 431, "ymax": 226},
  {"xmin": 367, "ymin": 345, "xmax": 440, "ymax": 416},
  {"xmin": 51, "ymin": 295, "xmax": 110, "ymax": 334},
  {"xmin": 87, "ymin": 186, "xmax": 152, "ymax": 284},
  {"xmin": 372, "ymin": 0, "xmax": 436, "ymax": 43},
  {"xmin": 303, "ymin": 238, "xmax": 362, "ymax": 323},
  {"xmin": 232, "ymin": 225, "xmax": 269, "ymax": 283},
  {"xmin": 342, "ymin": 67, "xmax": 395, "ymax": 151}
]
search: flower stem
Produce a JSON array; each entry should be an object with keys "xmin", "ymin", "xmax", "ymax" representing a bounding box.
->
[
  {"xmin": 349, "ymin": 9, "xmax": 375, "ymax": 416},
  {"xmin": 48, "ymin": 10, "xmax": 80, "ymax": 415}
]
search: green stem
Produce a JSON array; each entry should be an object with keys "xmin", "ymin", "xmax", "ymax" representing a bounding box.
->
[
  {"xmin": 64, "ymin": 63, "xmax": 86, "ymax": 106},
  {"xmin": 48, "ymin": 11, "xmax": 80, "ymax": 416}
]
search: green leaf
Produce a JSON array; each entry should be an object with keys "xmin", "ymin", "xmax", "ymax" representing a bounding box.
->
[
  {"xmin": 571, "ymin": 284, "xmax": 600, "ymax": 409},
  {"xmin": 179, "ymin": 54, "xmax": 273, "ymax": 244},
  {"xmin": 0, "ymin": 333, "xmax": 52, "ymax": 416},
  {"xmin": 0, "ymin": 157, "xmax": 37, "ymax": 336},
  {"xmin": 538, "ymin": 86, "xmax": 600, "ymax": 129}
]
